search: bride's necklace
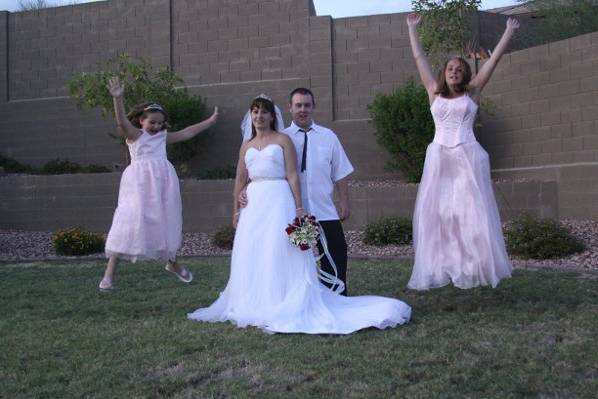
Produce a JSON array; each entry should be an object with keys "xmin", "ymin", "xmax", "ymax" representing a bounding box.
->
[{"xmin": 255, "ymin": 132, "xmax": 272, "ymax": 150}]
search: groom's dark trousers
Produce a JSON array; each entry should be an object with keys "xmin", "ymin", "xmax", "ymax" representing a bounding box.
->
[{"xmin": 317, "ymin": 220, "xmax": 348, "ymax": 296}]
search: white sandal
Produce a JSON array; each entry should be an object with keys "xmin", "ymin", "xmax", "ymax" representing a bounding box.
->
[
  {"xmin": 165, "ymin": 265, "xmax": 193, "ymax": 283},
  {"xmin": 98, "ymin": 278, "xmax": 113, "ymax": 290}
]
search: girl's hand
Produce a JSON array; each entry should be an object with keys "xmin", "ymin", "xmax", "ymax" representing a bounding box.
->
[
  {"xmin": 107, "ymin": 76, "xmax": 124, "ymax": 98},
  {"xmin": 506, "ymin": 17, "xmax": 520, "ymax": 33},
  {"xmin": 296, "ymin": 207, "xmax": 307, "ymax": 219},
  {"xmin": 406, "ymin": 13, "xmax": 421, "ymax": 28},
  {"xmin": 207, "ymin": 106, "xmax": 219, "ymax": 125}
]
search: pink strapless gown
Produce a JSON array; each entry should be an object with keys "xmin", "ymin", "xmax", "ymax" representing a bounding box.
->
[{"xmin": 408, "ymin": 95, "xmax": 512, "ymax": 290}]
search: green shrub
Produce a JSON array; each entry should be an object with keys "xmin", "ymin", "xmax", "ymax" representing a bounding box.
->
[
  {"xmin": 364, "ymin": 217, "xmax": 412, "ymax": 246},
  {"xmin": 197, "ymin": 164, "xmax": 237, "ymax": 180},
  {"xmin": 39, "ymin": 159, "xmax": 82, "ymax": 174},
  {"xmin": 368, "ymin": 79, "xmax": 434, "ymax": 183},
  {"xmin": 39, "ymin": 159, "xmax": 112, "ymax": 175},
  {"xmin": 0, "ymin": 153, "xmax": 32, "ymax": 173},
  {"xmin": 81, "ymin": 164, "xmax": 112, "ymax": 173},
  {"xmin": 504, "ymin": 215, "xmax": 585, "ymax": 259},
  {"xmin": 52, "ymin": 227, "xmax": 105, "ymax": 256},
  {"xmin": 0, "ymin": 154, "xmax": 112, "ymax": 175},
  {"xmin": 210, "ymin": 225, "xmax": 236, "ymax": 249},
  {"xmin": 161, "ymin": 91, "xmax": 208, "ymax": 170}
]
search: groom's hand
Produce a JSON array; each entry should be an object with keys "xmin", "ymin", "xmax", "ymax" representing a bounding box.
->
[{"xmin": 339, "ymin": 201, "xmax": 350, "ymax": 221}]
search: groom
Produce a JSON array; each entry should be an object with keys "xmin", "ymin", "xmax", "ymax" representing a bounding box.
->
[{"xmin": 283, "ymin": 88, "xmax": 354, "ymax": 295}]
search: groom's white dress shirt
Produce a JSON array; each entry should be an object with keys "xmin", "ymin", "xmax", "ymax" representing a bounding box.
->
[{"xmin": 283, "ymin": 121, "xmax": 354, "ymax": 221}]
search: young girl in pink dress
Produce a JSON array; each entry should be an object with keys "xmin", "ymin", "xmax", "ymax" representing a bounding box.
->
[{"xmin": 99, "ymin": 76, "xmax": 218, "ymax": 290}]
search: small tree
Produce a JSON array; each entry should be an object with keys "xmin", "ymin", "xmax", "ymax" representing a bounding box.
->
[
  {"xmin": 368, "ymin": 79, "xmax": 434, "ymax": 183},
  {"xmin": 18, "ymin": 0, "xmax": 80, "ymax": 11},
  {"xmin": 518, "ymin": 0, "xmax": 598, "ymax": 45},
  {"xmin": 412, "ymin": 0, "xmax": 482, "ymax": 68},
  {"xmin": 18, "ymin": 0, "xmax": 50, "ymax": 10},
  {"xmin": 68, "ymin": 54, "xmax": 207, "ymax": 174}
]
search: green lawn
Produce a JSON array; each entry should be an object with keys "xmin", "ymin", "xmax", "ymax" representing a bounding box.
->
[{"xmin": 1, "ymin": 258, "xmax": 597, "ymax": 398}]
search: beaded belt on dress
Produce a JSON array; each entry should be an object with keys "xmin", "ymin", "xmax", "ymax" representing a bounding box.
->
[
  {"xmin": 130, "ymin": 156, "xmax": 165, "ymax": 163},
  {"xmin": 250, "ymin": 176, "xmax": 286, "ymax": 182}
]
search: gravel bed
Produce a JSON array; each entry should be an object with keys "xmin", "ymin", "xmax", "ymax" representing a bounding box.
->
[
  {"xmin": 0, "ymin": 231, "xmax": 231, "ymax": 262},
  {"xmin": 1, "ymin": 220, "xmax": 597, "ymax": 271},
  {"xmin": 346, "ymin": 178, "xmax": 537, "ymax": 188}
]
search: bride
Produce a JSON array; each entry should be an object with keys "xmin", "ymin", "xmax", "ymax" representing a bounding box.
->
[{"xmin": 187, "ymin": 96, "xmax": 411, "ymax": 334}]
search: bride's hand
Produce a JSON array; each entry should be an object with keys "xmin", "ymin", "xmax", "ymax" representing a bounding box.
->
[
  {"xmin": 239, "ymin": 188, "xmax": 248, "ymax": 208},
  {"xmin": 296, "ymin": 207, "xmax": 307, "ymax": 219}
]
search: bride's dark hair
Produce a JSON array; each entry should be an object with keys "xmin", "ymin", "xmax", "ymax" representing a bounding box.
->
[{"xmin": 249, "ymin": 97, "xmax": 278, "ymax": 141}]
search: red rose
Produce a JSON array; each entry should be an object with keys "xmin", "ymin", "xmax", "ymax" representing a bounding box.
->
[{"xmin": 285, "ymin": 225, "xmax": 296, "ymax": 235}]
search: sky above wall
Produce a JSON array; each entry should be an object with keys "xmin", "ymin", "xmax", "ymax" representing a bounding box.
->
[{"xmin": 1, "ymin": 0, "xmax": 521, "ymax": 15}]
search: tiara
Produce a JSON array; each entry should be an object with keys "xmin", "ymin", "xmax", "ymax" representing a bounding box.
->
[
  {"xmin": 144, "ymin": 103, "xmax": 164, "ymax": 112},
  {"xmin": 254, "ymin": 93, "xmax": 272, "ymax": 101}
]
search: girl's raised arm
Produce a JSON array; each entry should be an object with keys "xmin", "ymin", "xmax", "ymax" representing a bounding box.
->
[
  {"xmin": 407, "ymin": 13, "xmax": 437, "ymax": 103},
  {"xmin": 470, "ymin": 17, "xmax": 520, "ymax": 95},
  {"xmin": 107, "ymin": 76, "xmax": 141, "ymax": 141},
  {"xmin": 166, "ymin": 107, "xmax": 219, "ymax": 145}
]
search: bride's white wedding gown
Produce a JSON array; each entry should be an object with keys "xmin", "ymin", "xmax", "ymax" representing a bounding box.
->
[{"xmin": 188, "ymin": 144, "xmax": 411, "ymax": 334}]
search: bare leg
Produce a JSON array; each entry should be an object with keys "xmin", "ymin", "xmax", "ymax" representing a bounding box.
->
[
  {"xmin": 99, "ymin": 256, "xmax": 119, "ymax": 289},
  {"xmin": 104, "ymin": 256, "xmax": 119, "ymax": 279}
]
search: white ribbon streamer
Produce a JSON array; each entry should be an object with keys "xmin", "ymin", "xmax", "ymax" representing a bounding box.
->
[{"xmin": 315, "ymin": 222, "xmax": 345, "ymax": 294}]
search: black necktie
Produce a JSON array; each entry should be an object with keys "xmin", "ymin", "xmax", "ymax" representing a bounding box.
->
[{"xmin": 299, "ymin": 129, "xmax": 308, "ymax": 172}]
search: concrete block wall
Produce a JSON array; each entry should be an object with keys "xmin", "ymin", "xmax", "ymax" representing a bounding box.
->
[
  {"xmin": 8, "ymin": 0, "xmax": 170, "ymax": 101},
  {"xmin": 172, "ymin": 0, "xmax": 312, "ymax": 88},
  {"xmin": 168, "ymin": 0, "xmax": 335, "ymax": 173},
  {"xmin": 492, "ymin": 164, "xmax": 598, "ymax": 219},
  {"xmin": 0, "ymin": 11, "xmax": 7, "ymax": 103},
  {"xmin": 0, "ymin": 98, "xmax": 121, "ymax": 167},
  {"xmin": 0, "ymin": 173, "xmax": 237, "ymax": 232},
  {"xmin": 308, "ymin": 14, "xmax": 334, "ymax": 121},
  {"xmin": 332, "ymin": 13, "xmax": 414, "ymax": 121},
  {"xmin": 329, "ymin": 119, "xmax": 398, "ymax": 180},
  {"xmin": 480, "ymin": 31, "xmax": 598, "ymax": 218},
  {"xmin": 0, "ymin": 173, "xmax": 557, "ymax": 232}
]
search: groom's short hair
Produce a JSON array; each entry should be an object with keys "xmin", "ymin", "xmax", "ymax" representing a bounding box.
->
[{"xmin": 289, "ymin": 88, "xmax": 315, "ymax": 106}]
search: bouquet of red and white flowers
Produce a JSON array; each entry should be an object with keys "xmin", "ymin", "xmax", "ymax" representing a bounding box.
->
[{"xmin": 285, "ymin": 214, "xmax": 320, "ymax": 251}]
